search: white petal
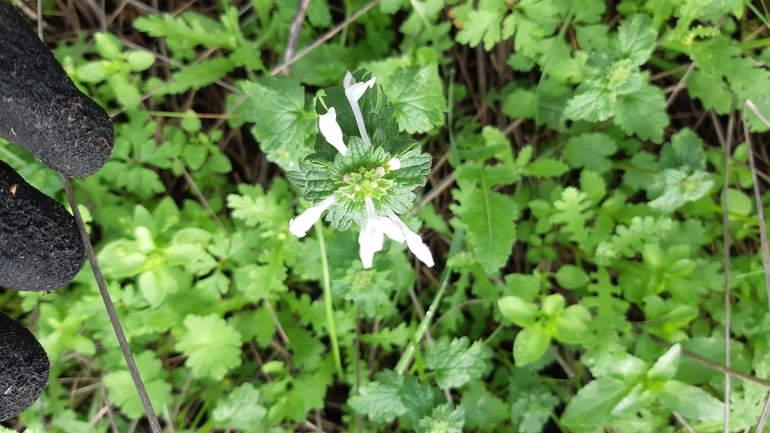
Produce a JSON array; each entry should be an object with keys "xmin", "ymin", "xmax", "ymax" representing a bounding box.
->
[
  {"xmin": 318, "ymin": 108, "xmax": 347, "ymax": 156},
  {"xmin": 372, "ymin": 216, "xmax": 405, "ymax": 243},
  {"xmin": 289, "ymin": 194, "xmax": 336, "ymax": 238},
  {"xmin": 405, "ymin": 232, "xmax": 434, "ymax": 267},
  {"xmin": 358, "ymin": 219, "xmax": 384, "ymax": 269},
  {"xmin": 344, "ymin": 77, "xmax": 376, "ymax": 103},
  {"xmin": 387, "ymin": 157, "xmax": 401, "ymax": 171},
  {"xmin": 385, "ymin": 209, "xmax": 434, "ymax": 267}
]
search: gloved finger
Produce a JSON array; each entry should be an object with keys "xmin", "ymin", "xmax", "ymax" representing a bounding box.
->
[
  {"xmin": 0, "ymin": 0, "xmax": 115, "ymax": 178},
  {"xmin": 0, "ymin": 160, "xmax": 85, "ymax": 292},
  {"xmin": 0, "ymin": 310, "xmax": 49, "ymax": 421}
]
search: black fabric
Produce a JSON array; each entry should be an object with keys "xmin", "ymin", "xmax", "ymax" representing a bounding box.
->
[
  {"xmin": 0, "ymin": 311, "xmax": 49, "ymax": 421},
  {"xmin": 0, "ymin": 0, "xmax": 114, "ymax": 178},
  {"xmin": 0, "ymin": 160, "xmax": 85, "ymax": 291}
]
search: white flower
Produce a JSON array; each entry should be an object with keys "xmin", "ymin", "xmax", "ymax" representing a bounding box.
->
[
  {"xmin": 358, "ymin": 197, "xmax": 405, "ymax": 268},
  {"xmin": 290, "ymin": 71, "xmax": 435, "ymax": 269},
  {"xmin": 289, "ymin": 194, "xmax": 336, "ymax": 237},
  {"xmin": 343, "ymin": 71, "xmax": 376, "ymax": 147},
  {"xmin": 318, "ymin": 108, "xmax": 347, "ymax": 156}
]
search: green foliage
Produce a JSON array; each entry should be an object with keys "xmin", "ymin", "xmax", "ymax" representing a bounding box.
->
[{"xmin": 9, "ymin": 0, "xmax": 770, "ymax": 431}]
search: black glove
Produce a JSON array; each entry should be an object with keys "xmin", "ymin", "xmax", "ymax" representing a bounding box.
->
[{"xmin": 0, "ymin": 0, "xmax": 114, "ymax": 420}]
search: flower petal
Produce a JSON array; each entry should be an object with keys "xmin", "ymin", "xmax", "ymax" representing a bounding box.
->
[
  {"xmin": 372, "ymin": 216, "xmax": 405, "ymax": 243},
  {"xmin": 387, "ymin": 157, "xmax": 401, "ymax": 171},
  {"xmin": 344, "ymin": 76, "xmax": 376, "ymax": 103},
  {"xmin": 342, "ymin": 71, "xmax": 375, "ymax": 146},
  {"xmin": 385, "ymin": 209, "xmax": 434, "ymax": 267},
  {"xmin": 289, "ymin": 194, "xmax": 336, "ymax": 238},
  {"xmin": 405, "ymin": 232, "xmax": 434, "ymax": 267},
  {"xmin": 358, "ymin": 219, "xmax": 384, "ymax": 268},
  {"xmin": 318, "ymin": 108, "xmax": 347, "ymax": 155}
]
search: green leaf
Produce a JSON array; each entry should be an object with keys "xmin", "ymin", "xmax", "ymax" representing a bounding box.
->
[
  {"xmin": 238, "ymin": 76, "xmax": 316, "ymax": 157},
  {"xmin": 563, "ymin": 133, "xmax": 618, "ymax": 173},
  {"xmin": 461, "ymin": 380, "xmax": 510, "ymax": 430},
  {"xmin": 542, "ymin": 294, "xmax": 564, "ymax": 317},
  {"xmin": 416, "ymin": 403, "xmax": 465, "ymax": 433},
  {"xmin": 561, "ymin": 377, "xmax": 628, "ymax": 426},
  {"xmin": 523, "ymin": 159, "xmax": 569, "ymax": 178},
  {"xmin": 103, "ymin": 351, "xmax": 173, "ymax": 419},
  {"xmin": 212, "ymin": 383, "xmax": 267, "ymax": 430},
  {"xmin": 138, "ymin": 267, "xmax": 177, "ymax": 308},
  {"xmin": 647, "ymin": 343, "xmax": 680, "ymax": 381},
  {"xmin": 425, "ymin": 336, "xmax": 490, "ymax": 389},
  {"xmin": 647, "ymin": 168, "xmax": 714, "ymax": 212},
  {"xmin": 615, "ymin": 14, "xmax": 656, "ymax": 66},
  {"xmin": 388, "ymin": 65, "xmax": 447, "ymax": 134},
  {"xmin": 513, "ymin": 324, "xmax": 550, "ymax": 366},
  {"xmin": 611, "ymin": 383, "xmax": 656, "ymax": 416},
  {"xmin": 613, "ymin": 83, "xmax": 668, "ymax": 143},
  {"xmin": 127, "ymin": 51, "xmax": 156, "ymax": 71},
  {"xmin": 498, "ymin": 296, "xmax": 539, "ymax": 327},
  {"xmin": 550, "ymin": 187, "xmax": 594, "ymax": 252},
  {"xmin": 459, "ymin": 185, "xmax": 517, "ymax": 274},
  {"xmin": 133, "ymin": 11, "xmax": 233, "ymax": 48},
  {"xmin": 555, "ymin": 265, "xmax": 589, "ymax": 289},
  {"xmin": 511, "ymin": 390, "xmax": 559, "ymax": 433},
  {"xmin": 657, "ymin": 380, "xmax": 724, "ymax": 421},
  {"xmin": 160, "ymin": 57, "xmax": 237, "ymax": 95},
  {"xmin": 349, "ymin": 371, "xmax": 407, "ymax": 422},
  {"xmin": 332, "ymin": 263, "xmax": 394, "ymax": 317},
  {"xmin": 455, "ymin": 9, "xmax": 504, "ymax": 51},
  {"xmin": 176, "ymin": 314, "xmax": 243, "ymax": 380}
]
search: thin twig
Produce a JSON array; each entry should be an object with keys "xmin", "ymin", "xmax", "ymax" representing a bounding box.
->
[
  {"xmin": 282, "ymin": 0, "xmax": 312, "ymax": 74},
  {"xmin": 264, "ymin": 299, "xmax": 290, "ymax": 345},
  {"xmin": 743, "ymin": 101, "xmax": 770, "ymax": 310},
  {"xmin": 61, "ymin": 175, "xmax": 163, "ymax": 433},
  {"xmin": 649, "ymin": 334, "xmax": 770, "ymax": 389},
  {"xmin": 745, "ymin": 100, "xmax": 770, "ymax": 433},
  {"xmin": 270, "ymin": 0, "xmax": 381, "ymax": 76},
  {"xmin": 673, "ymin": 412, "xmax": 697, "ymax": 433},
  {"xmin": 719, "ymin": 103, "xmax": 737, "ymax": 433},
  {"xmin": 664, "ymin": 62, "xmax": 696, "ymax": 108}
]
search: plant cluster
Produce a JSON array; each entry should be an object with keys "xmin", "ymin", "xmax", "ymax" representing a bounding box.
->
[{"xmin": 1, "ymin": 0, "xmax": 770, "ymax": 432}]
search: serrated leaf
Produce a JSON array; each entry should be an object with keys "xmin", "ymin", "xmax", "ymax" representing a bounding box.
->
[
  {"xmin": 647, "ymin": 168, "xmax": 714, "ymax": 212},
  {"xmin": 613, "ymin": 83, "xmax": 668, "ymax": 143},
  {"xmin": 103, "ymin": 351, "xmax": 173, "ymax": 419},
  {"xmin": 563, "ymin": 133, "xmax": 618, "ymax": 173},
  {"xmin": 176, "ymin": 314, "xmax": 242, "ymax": 380},
  {"xmin": 459, "ymin": 185, "xmax": 517, "ymax": 273},
  {"xmin": 238, "ymin": 77, "xmax": 316, "ymax": 155},
  {"xmin": 349, "ymin": 372, "xmax": 406, "ymax": 422},
  {"xmin": 425, "ymin": 337, "xmax": 489, "ymax": 388},
  {"xmin": 388, "ymin": 65, "xmax": 447, "ymax": 134},
  {"xmin": 616, "ymin": 14, "xmax": 656, "ymax": 66},
  {"xmin": 456, "ymin": 9, "xmax": 504, "ymax": 51},
  {"xmin": 212, "ymin": 383, "xmax": 267, "ymax": 430}
]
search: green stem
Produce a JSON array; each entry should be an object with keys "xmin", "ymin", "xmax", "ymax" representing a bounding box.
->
[
  {"xmin": 317, "ymin": 222, "xmax": 344, "ymax": 377},
  {"xmin": 394, "ymin": 228, "xmax": 465, "ymax": 374}
]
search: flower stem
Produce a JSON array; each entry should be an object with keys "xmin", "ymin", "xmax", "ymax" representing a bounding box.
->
[
  {"xmin": 394, "ymin": 228, "xmax": 465, "ymax": 374},
  {"xmin": 316, "ymin": 221, "xmax": 344, "ymax": 377}
]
